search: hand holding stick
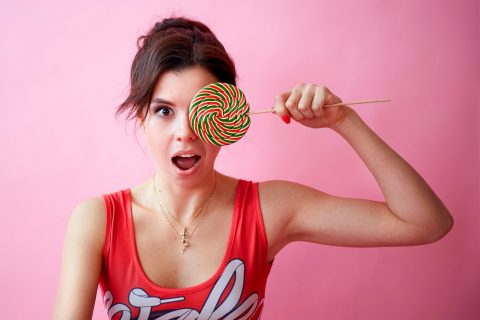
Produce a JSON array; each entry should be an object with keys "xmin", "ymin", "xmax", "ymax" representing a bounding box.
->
[{"xmin": 247, "ymin": 98, "xmax": 391, "ymax": 116}]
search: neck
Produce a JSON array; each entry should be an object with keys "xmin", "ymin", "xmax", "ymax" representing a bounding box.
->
[{"xmin": 152, "ymin": 170, "xmax": 217, "ymax": 224}]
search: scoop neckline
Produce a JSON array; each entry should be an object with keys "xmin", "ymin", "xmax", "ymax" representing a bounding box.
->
[{"xmin": 125, "ymin": 179, "xmax": 243, "ymax": 294}]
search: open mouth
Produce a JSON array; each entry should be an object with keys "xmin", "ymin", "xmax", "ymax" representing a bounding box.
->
[{"xmin": 172, "ymin": 155, "xmax": 201, "ymax": 171}]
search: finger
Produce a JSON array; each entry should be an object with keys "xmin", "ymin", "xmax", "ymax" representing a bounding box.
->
[
  {"xmin": 297, "ymin": 84, "xmax": 315, "ymax": 119},
  {"xmin": 274, "ymin": 92, "xmax": 291, "ymax": 123},
  {"xmin": 311, "ymin": 86, "xmax": 327, "ymax": 117},
  {"xmin": 325, "ymin": 87, "xmax": 342, "ymax": 105},
  {"xmin": 285, "ymin": 83, "xmax": 305, "ymax": 120}
]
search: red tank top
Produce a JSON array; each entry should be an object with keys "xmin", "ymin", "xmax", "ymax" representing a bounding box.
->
[{"xmin": 99, "ymin": 179, "xmax": 273, "ymax": 320}]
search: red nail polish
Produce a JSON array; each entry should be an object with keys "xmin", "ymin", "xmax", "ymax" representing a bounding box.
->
[{"xmin": 281, "ymin": 115, "xmax": 291, "ymax": 124}]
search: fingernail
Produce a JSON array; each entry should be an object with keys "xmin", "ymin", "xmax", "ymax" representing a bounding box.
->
[{"xmin": 281, "ymin": 115, "xmax": 291, "ymax": 124}]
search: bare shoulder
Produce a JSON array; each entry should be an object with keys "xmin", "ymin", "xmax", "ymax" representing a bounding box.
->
[
  {"xmin": 258, "ymin": 179, "xmax": 319, "ymax": 202},
  {"xmin": 72, "ymin": 196, "xmax": 106, "ymax": 216},
  {"xmin": 67, "ymin": 196, "xmax": 107, "ymax": 253},
  {"xmin": 258, "ymin": 179, "xmax": 323, "ymax": 217},
  {"xmin": 257, "ymin": 180, "xmax": 316, "ymax": 260},
  {"xmin": 52, "ymin": 196, "xmax": 107, "ymax": 319}
]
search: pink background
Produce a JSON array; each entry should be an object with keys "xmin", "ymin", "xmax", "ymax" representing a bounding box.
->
[{"xmin": 1, "ymin": 0, "xmax": 478, "ymax": 319}]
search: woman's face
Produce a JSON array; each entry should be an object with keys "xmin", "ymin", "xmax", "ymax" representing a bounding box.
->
[{"xmin": 144, "ymin": 66, "xmax": 221, "ymax": 187}]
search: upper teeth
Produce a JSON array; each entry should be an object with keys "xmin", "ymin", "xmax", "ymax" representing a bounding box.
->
[{"xmin": 178, "ymin": 154, "xmax": 195, "ymax": 157}]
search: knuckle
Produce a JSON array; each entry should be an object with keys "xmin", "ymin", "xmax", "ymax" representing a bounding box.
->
[
  {"xmin": 320, "ymin": 86, "xmax": 328, "ymax": 95},
  {"xmin": 298, "ymin": 102, "xmax": 308, "ymax": 111},
  {"xmin": 315, "ymin": 87, "xmax": 326, "ymax": 100},
  {"xmin": 295, "ymin": 83, "xmax": 305, "ymax": 91},
  {"xmin": 274, "ymin": 94, "xmax": 284, "ymax": 102}
]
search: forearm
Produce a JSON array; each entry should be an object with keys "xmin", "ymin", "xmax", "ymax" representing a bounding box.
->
[{"xmin": 331, "ymin": 107, "xmax": 453, "ymax": 237}]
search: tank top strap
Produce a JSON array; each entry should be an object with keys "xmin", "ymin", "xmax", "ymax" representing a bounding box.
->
[
  {"xmin": 231, "ymin": 180, "xmax": 271, "ymax": 267},
  {"xmin": 101, "ymin": 189, "xmax": 130, "ymax": 265}
]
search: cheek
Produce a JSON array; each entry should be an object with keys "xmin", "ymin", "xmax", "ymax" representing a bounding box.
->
[
  {"xmin": 145, "ymin": 128, "xmax": 168, "ymax": 154},
  {"xmin": 206, "ymin": 146, "xmax": 221, "ymax": 160},
  {"xmin": 146, "ymin": 117, "xmax": 169, "ymax": 139}
]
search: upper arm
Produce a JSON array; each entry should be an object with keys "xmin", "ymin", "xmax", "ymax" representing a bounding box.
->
[
  {"xmin": 52, "ymin": 197, "xmax": 106, "ymax": 320},
  {"xmin": 261, "ymin": 180, "xmax": 439, "ymax": 252}
]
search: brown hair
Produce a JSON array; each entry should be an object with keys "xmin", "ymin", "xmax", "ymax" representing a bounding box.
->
[{"xmin": 115, "ymin": 17, "xmax": 237, "ymax": 129}]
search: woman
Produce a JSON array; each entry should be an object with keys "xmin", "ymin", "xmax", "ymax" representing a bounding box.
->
[{"xmin": 53, "ymin": 16, "xmax": 454, "ymax": 320}]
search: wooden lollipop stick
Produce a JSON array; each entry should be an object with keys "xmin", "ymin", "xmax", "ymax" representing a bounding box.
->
[{"xmin": 246, "ymin": 98, "xmax": 391, "ymax": 115}]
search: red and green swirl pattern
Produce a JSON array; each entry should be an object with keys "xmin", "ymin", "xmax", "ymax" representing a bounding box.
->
[{"xmin": 189, "ymin": 82, "xmax": 251, "ymax": 146}]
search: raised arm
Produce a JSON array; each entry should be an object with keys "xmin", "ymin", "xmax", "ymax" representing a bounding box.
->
[
  {"xmin": 52, "ymin": 197, "xmax": 106, "ymax": 320},
  {"xmin": 264, "ymin": 84, "xmax": 453, "ymax": 254}
]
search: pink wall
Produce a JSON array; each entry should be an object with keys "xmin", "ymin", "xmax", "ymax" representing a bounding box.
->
[{"xmin": 1, "ymin": 0, "xmax": 478, "ymax": 318}]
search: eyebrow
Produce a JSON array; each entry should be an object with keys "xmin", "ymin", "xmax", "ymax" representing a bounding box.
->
[{"xmin": 150, "ymin": 97, "xmax": 175, "ymax": 106}]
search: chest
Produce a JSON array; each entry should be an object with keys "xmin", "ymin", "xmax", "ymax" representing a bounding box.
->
[{"xmin": 131, "ymin": 202, "xmax": 234, "ymax": 289}]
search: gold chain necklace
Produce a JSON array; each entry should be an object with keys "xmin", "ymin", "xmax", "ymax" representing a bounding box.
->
[{"xmin": 152, "ymin": 172, "xmax": 216, "ymax": 254}]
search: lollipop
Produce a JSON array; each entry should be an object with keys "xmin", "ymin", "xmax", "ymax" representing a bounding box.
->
[
  {"xmin": 189, "ymin": 82, "xmax": 250, "ymax": 146},
  {"xmin": 189, "ymin": 82, "xmax": 391, "ymax": 146}
]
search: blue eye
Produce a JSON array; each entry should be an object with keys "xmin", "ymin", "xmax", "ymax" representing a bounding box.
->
[{"xmin": 156, "ymin": 106, "xmax": 173, "ymax": 117}]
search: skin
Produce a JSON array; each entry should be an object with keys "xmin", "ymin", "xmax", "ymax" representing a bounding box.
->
[
  {"xmin": 142, "ymin": 66, "xmax": 221, "ymax": 218},
  {"xmin": 52, "ymin": 66, "xmax": 454, "ymax": 319}
]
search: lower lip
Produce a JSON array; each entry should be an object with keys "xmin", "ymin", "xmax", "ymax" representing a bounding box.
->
[{"xmin": 171, "ymin": 157, "xmax": 201, "ymax": 177}]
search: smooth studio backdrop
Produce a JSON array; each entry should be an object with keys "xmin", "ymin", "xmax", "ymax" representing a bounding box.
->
[{"xmin": 0, "ymin": 0, "xmax": 478, "ymax": 319}]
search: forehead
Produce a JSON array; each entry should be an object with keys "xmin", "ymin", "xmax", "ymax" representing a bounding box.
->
[{"xmin": 151, "ymin": 66, "xmax": 218, "ymax": 103}]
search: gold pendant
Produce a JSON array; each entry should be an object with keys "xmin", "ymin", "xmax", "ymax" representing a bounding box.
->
[{"xmin": 180, "ymin": 227, "xmax": 190, "ymax": 254}]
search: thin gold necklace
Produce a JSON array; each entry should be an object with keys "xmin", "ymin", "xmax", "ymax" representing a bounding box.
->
[{"xmin": 152, "ymin": 172, "xmax": 216, "ymax": 254}]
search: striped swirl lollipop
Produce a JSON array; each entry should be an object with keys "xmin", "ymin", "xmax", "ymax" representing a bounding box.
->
[{"xmin": 189, "ymin": 82, "xmax": 251, "ymax": 146}]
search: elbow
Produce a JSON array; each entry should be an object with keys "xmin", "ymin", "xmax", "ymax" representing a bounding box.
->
[{"xmin": 425, "ymin": 212, "xmax": 454, "ymax": 243}]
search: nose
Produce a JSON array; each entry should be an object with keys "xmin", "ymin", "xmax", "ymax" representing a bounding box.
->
[{"xmin": 174, "ymin": 114, "xmax": 198, "ymax": 142}]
